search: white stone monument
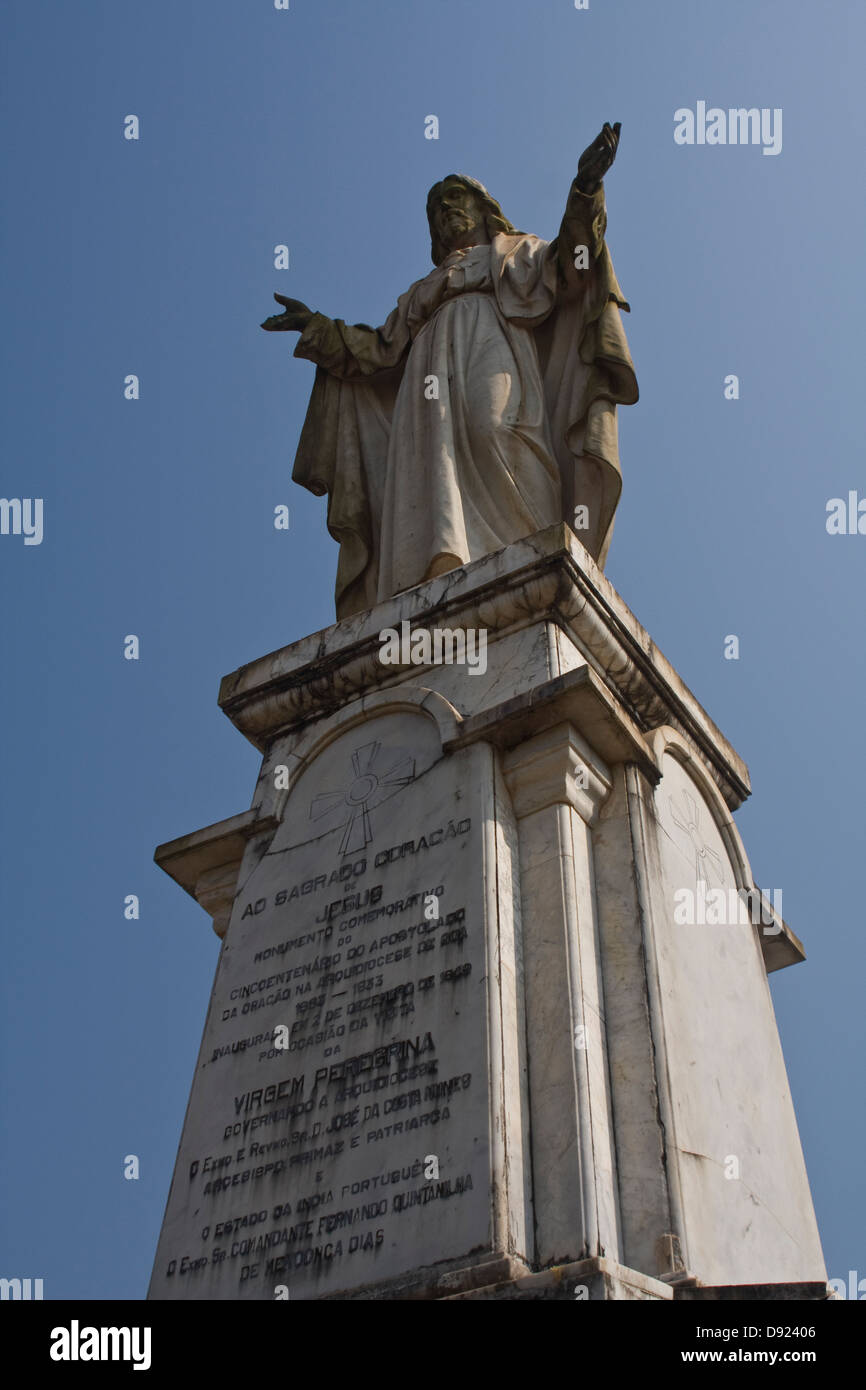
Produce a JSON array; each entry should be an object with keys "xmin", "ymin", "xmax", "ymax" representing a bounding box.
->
[{"xmin": 149, "ymin": 526, "xmax": 828, "ymax": 1301}]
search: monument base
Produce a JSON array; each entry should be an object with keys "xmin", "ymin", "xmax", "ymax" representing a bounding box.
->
[
  {"xmin": 150, "ymin": 526, "xmax": 827, "ymax": 1301},
  {"xmin": 324, "ymin": 1256, "xmax": 832, "ymax": 1302},
  {"xmin": 444, "ymin": 1258, "xmax": 833, "ymax": 1302}
]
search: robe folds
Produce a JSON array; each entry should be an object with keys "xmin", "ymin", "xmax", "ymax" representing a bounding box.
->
[{"xmin": 291, "ymin": 182, "xmax": 638, "ymax": 619}]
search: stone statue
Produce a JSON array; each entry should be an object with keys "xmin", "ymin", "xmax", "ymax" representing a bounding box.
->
[{"xmin": 262, "ymin": 123, "xmax": 638, "ymax": 619}]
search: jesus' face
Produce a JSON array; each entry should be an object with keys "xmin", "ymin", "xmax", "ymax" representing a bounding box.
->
[{"xmin": 431, "ymin": 180, "xmax": 490, "ymax": 254}]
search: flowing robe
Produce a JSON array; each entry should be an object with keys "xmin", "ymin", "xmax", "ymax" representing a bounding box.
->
[{"xmin": 291, "ymin": 181, "xmax": 638, "ymax": 618}]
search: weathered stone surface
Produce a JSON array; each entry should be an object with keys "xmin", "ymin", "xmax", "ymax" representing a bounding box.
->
[
  {"xmin": 151, "ymin": 702, "xmax": 518, "ymax": 1298},
  {"xmin": 151, "ymin": 530, "xmax": 826, "ymax": 1299},
  {"xmin": 676, "ymin": 1282, "xmax": 833, "ymax": 1302},
  {"xmin": 445, "ymin": 1256, "xmax": 673, "ymax": 1301},
  {"xmin": 217, "ymin": 526, "xmax": 750, "ymax": 810},
  {"xmin": 645, "ymin": 746, "xmax": 825, "ymax": 1285}
]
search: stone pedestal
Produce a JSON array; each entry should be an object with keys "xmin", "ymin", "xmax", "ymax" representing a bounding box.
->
[{"xmin": 148, "ymin": 526, "xmax": 827, "ymax": 1300}]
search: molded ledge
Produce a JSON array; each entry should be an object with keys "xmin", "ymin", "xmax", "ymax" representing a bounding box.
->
[{"xmin": 154, "ymin": 810, "xmax": 278, "ymax": 937}]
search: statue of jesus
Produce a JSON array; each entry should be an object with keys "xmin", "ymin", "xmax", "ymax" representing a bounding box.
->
[{"xmin": 262, "ymin": 123, "xmax": 638, "ymax": 619}]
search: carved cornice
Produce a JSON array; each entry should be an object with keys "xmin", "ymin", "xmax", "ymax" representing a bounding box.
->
[{"xmin": 217, "ymin": 526, "xmax": 750, "ymax": 809}]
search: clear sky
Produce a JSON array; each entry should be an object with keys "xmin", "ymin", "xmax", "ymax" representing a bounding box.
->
[{"xmin": 1, "ymin": 0, "xmax": 863, "ymax": 1299}]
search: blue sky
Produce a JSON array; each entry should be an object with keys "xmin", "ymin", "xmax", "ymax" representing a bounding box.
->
[{"xmin": 1, "ymin": 0, "xmax": 863, "ymax": 1299}]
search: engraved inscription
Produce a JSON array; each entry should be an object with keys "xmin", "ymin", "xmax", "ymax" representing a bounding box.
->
[{"xmin": 151, "ymin": 712, "xmax": 493, "ymax": 1299}]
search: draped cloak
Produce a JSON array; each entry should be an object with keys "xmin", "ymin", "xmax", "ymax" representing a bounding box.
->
[{"xmin": 290, "ymin": 182, "xmax": 638, "ymax": 619}]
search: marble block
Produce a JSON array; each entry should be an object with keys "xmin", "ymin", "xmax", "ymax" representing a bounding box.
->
[{"xmin": 149, "ymin": 525, "xmax": 827, "ymax": 1300}]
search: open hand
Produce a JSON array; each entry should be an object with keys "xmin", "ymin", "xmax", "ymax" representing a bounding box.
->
[
  {"xmin": 261, "ymin": 293, "xmax": 314, "ymax": 332},
  {"xmin": 577, "ymin": 122, "xmax": 621, "ymax": 194}
]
